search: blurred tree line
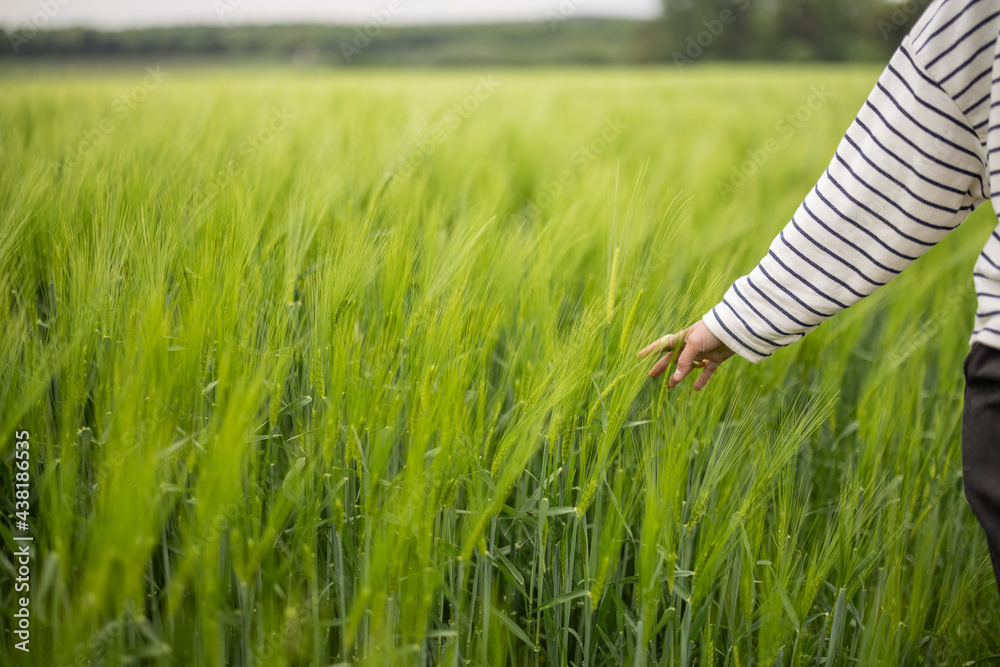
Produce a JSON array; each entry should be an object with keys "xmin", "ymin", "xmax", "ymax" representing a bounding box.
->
[
  {"xmin": 654, "ymin": 0, "xmax": 926, "ymax": 63},
  {"xmin": 0, "ymin": 0, "xmax": 926, "ymax": 65},
  {"xmin": 1, "ymin": 22, "xmax": 647, "ymax": 65}
]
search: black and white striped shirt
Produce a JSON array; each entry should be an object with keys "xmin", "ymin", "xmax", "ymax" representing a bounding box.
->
[{"xmin": 705, "ymin": 0, "xmax": 1000, "ymax": 362}]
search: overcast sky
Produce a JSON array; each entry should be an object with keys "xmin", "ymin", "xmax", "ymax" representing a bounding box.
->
[{"xmin": 0, "ymin": 0, "xmax": 662, "ymax": 30}]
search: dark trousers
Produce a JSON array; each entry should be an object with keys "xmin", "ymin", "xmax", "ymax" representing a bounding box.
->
[{"xmin": 963, "ymin": 342, "xmax": 1000, "ymax": 595}]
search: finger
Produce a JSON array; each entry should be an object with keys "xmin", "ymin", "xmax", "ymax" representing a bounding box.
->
[
  {"xmin": 692, "ymin": 362, "xmax": 719, "ymax": 391},
  {"xmin": 637, "ymin": 338, "xmax": 664, "ymax": 359},
  {"xmin": 637, "ymin": 332, "xmax": 676, "ymax": 359},
  {"xmin": 669, "ymin": 328, "xmax": 689, "ymax": 366},
  {"xmin": 648, "ymin": 351, "xmax": 673, "ymax": 377},
  {"xmin": 668, "ymin": 339, "xmax": 700, "ymax": 389}
]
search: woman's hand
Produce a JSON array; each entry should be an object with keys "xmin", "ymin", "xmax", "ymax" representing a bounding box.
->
[{"xmin": 638, "ymin": 320, "xmax": 735, "ymax": 391}]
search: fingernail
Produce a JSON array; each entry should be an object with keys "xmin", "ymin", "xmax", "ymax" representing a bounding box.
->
[{"xmin": 672, "ymin": 370, "xmax": 682, "ymax": 381}]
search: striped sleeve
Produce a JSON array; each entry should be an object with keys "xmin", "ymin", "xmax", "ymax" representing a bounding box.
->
[{"xmin": 704, "ymin": 34, "xmax": 987, "ymax": 363}]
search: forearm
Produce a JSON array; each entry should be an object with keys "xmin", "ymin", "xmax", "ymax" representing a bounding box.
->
[{"xmin": 706, "ymin": 36, "xmax": 985, "ymax": 362}]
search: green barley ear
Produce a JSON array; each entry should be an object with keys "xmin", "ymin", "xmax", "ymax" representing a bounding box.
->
[
  {"xmin": 269, "ymin": 380, "xmax": 281, "ymax": 428},
  {"xmin": 547, "ymin": 409, "xmax": 561, "ymax": 451},
  {"xmin": 413, "ymin": 363, "xmax": 436, "ymax": 425},
  {"xmin": 607, "ymin": 246, "xmax": 620, "ymax": 321},
  {"xmin": 283, "ymin": 604, "xmax": 302, "ymax": 662},
  {"xmin": 576, "ymin": 477, "xmax": 597, "ymax": 517},
  {"xmin": 587, "ymin": 371, "xmax": 624, "ymax": 424},
  {"xmin": 561, "ymin": 414, "xmax": 575, "ymax": 461},
  {"xmin": 490, "ymin": 430, "xmax": 515, "ymax": 476},
  {"xmin": 703, "ymin": 619, "xmax": 714, "ymax": 667},
  {"xmin": 619, "ymin": 289, "xmax": 643, "ymax": 352},
  {"xmin": 591, "ymin": 553, "xmax": 611, "ymax": 603},
  {"xmin": 477, "ymin": 377, "xmax": 487, "ymax": 442},
  {"xmin": 309, "ymin": 351, "xmax": 323, "ymax": 398},
  {"xmin": 333, "ymin": 497, "xmax": 344, "ymax": 532},
  {"xmin": 345, "ymin": 425, "xmax": 361, "ymax": 464}
]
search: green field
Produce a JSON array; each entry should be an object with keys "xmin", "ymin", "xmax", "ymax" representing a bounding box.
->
[{"xmin": 2, "ymin": 64, "xmax": 999, "ymax": 665}]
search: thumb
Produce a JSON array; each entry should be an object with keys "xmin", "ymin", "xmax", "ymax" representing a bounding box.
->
[{"xmin": 668, "ymin": 336, "xmax": 702, "ymax": 389}]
